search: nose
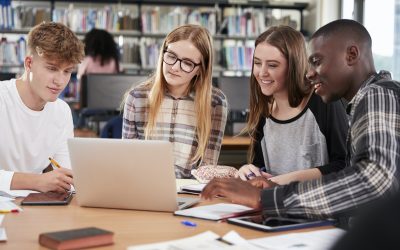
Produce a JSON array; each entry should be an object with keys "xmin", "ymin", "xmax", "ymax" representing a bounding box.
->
[
  {"xmin": 171, "ymin": 60, "xmax": 180, "ymax": 71},
  {"xmin": 259, "ymin": 63, "xmax": 270, "ymax": 77},
  {"xmin": 306, "ymin": 68, "xmax": 316, "ymax": 81},
  {"xmin": 54, "ymin": 71, "xmax": 70, "ymax": 86}
]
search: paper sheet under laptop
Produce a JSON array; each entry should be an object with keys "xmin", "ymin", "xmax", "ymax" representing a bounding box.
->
[{"xmin": 174, "ymin": 203, "xmax": 256, "ymax": 220}]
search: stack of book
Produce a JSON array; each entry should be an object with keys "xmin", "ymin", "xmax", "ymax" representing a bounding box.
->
[
  {"xmin": 0, "ymin": 36, "xmax": 25, "ymax": 66},
  {"xmin": 141, "ymin": 6, "xmax": 217, "ymax": 35},
  {"xmin": 222, "ymin": 40, "xmax": 254, "ymax": 71},
  {"xmin": 53, "ymin": 5, "xmax": 140, "ymax": 32}
]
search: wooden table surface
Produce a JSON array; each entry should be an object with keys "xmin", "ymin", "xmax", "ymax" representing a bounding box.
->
[{"xmin": 1, "ymin": 196, "xmax": 332, "ymax": 249}]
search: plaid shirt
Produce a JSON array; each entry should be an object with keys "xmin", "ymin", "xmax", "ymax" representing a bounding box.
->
[
  {"xmin": 261, "ymin": 71, "xmax": 400, "ymax": 219},
  {"xmin": 122, "ymin": 84, "xmax": 228, "ymax": 178}
]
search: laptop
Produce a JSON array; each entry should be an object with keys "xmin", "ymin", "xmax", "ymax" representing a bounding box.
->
[{"xmin": 68, "ymin": 138, "xmax": 198, "ymax": 212}]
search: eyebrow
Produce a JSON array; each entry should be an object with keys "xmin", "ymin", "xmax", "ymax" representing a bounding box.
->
[
  {"xmin": 166, "ymin": 49, "xmax": 200, "ymax": 64},
  {"xmin": 46, "ymin": 62, "xmax": 75, "ymax": 71},
  {"xmin": 253, "ymin": 57, "xmax": 281, "ymax": 63}
]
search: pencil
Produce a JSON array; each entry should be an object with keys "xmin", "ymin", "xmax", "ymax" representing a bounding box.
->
[{"xmin": 48, "ymin": 157, "xmax": 62, "ymax": 169}]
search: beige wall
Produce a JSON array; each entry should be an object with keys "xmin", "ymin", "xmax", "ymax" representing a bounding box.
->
[{"xmin": 304, "ymin": 0, "xmax": 341, "ymax": 33}]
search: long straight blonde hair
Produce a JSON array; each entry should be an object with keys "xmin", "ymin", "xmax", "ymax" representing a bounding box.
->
[
  {"xmin": 244, "ymin": 26, "xmax": 311, "ymax": 162},
  {"xmin": 145, "ymin": 24, "xmax": 214, "ymax": 165}
]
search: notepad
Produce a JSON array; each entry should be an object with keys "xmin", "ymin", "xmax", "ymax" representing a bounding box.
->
[
  {"xmin": 178, "ymin": 183, "xmax": 206, "ymax": 195},
  {"xmin": 174, "ymin": 203, "xmax": 257, "ymax": 221}
]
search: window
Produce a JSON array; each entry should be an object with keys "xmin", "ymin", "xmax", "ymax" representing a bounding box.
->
[
  {"xmin": 341, "ymin": 0, "xmax": 355, "ymax": 19},
  {"xmin": 364, "ymin": 0, "xmax": 396, "ymax": 78},
  {"xmin": 342, "ymin": 0, "xmax": 398, "ymax": 80}
]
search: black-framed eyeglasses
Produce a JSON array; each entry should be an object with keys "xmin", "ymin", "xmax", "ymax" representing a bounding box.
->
[{"xmin": 163, "ymin": 50, "xmax": 201, "ymax": 73}]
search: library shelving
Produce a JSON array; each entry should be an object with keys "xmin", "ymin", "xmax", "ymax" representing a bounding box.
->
[{"xmin": 0, "ymin": 0, "xmax": 308, "ymax": 76}]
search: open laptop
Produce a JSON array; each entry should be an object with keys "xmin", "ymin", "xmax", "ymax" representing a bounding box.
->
[{"xmin": 68, "ymin": 138, "xmax": 198, "ymax": 212}]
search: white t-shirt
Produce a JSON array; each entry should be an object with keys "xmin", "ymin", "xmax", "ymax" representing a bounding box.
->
[{"xmin": 0, "ymin": 79, "xmax": 74, "ymax": 190}]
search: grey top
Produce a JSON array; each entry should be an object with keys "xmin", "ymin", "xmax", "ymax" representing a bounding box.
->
[
  {"xmin": 252, "ymin": 92, "xmax": 348, "ymax": 176},
  {"xmin": 262, "ymin": 109, "xmax": 329, "ymax": 175}
]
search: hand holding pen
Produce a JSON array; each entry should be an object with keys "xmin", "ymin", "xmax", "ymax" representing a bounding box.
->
[
  {"xmin": 35, "ymin": 157, "xmax": 74, "ymax": 193},
  {"xmin": 235, "ymin": 164, "xmax": 273, "ymax": 181}
]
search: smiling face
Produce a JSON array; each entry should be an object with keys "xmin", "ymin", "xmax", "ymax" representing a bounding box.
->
[
  {"xmin": 307, "ymin": 36, "xmax": 353, "ymax": 103},
  {"xmin": 252, "ymin": 42, "xmax": 288, "ymax": 98},
  {"xmin": 162, "ymin": 40, "xmax": 202, "ymax": 96},
  {"xmin": 25, "ymin": 54, "xmax": 75, "ymax": 109}
]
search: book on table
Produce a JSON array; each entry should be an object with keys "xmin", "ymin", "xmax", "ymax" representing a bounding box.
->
[{"xmin": 38, "ymin": 227, "xmax": 114, "ymax": 250}]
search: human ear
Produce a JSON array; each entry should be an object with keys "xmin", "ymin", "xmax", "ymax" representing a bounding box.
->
[
  {"xmin": 346, "ymin": 45, "xmax": 360, "ymax": 66},
  {"xmin": 24, "ymin": 56, "xmax": 33, "ymax": 71}
]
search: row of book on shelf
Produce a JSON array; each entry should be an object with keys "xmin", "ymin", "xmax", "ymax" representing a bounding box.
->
[
  {"xmin": 2, "ymin": 3, "xmax": 299, "ymax": 35},
  {"xmin": 0, "ymin": 35, "xmax": 254, "ymax": 71}
]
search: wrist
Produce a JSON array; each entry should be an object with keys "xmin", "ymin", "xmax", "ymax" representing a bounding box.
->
[{"xmin": 11, "ymin": 172, "xmax": 39, "ymax": 190}]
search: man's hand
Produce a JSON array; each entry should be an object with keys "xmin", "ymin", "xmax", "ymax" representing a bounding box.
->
[
  {"xmin": 201, "ymin": 178, "xmax": 262, "ymax": 209},
  {"xmin": 36, "ymin": 168, "xmax": 73, "ymax": 193},
  {"xmin": 249, "ymin": 175, "xmax": 279, "ymax": 189}
]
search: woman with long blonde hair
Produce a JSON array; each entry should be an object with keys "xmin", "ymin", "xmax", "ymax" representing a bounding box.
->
[{"xmin": 122, "ymin": 24, "xmax": 228, "ymax": 178}]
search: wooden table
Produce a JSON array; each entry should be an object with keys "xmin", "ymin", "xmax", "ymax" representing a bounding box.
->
[
  {"xmin": 221, "ymin": 136, "xmax": 250, "ymax": 150},
  {"xmin": 74, "ymin": 129, "xmax": 251, "ymax": 148},
  {"xmin": 1, "ymin": 196, "xmax": 332, "ymax": 249}
]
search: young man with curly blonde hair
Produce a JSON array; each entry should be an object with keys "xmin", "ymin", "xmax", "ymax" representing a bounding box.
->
[{"xmin": 0, "ymin": 22, "xmax": 84, "ymax": 193}]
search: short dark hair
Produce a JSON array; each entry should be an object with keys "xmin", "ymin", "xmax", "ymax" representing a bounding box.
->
[
  {"xmin": 311, "ymin": 19, "xmax": 372, "ymax": 48},
  {"xmin": 84, "ymin": 28, "xmax": 120, "ymax": 71}
]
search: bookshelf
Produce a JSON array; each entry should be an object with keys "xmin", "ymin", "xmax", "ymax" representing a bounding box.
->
[{"xmin": 0, "ymin": 0, "xmax": 307, "ymax": 74}]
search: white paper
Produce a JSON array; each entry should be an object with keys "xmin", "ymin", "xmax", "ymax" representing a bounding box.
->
[
  {"xmin": 0, "ymin": 214, "xmax": 7, "ymax": 242},
  {"xmin": 0, "ymin": 196, "xmax": 14, "ymax": 202},
  {"xmin": 0, "ymin": 201, "xmax": 23, "ymax": 212},
  {"xmin": 176, "ymin": 179, "xmax": 200, "ymax": 192},
  {"xmin": 128, "ymin": 230, "xmax": 263, "ymax": 250},
  {"xmin": 249, "ymin": 228, "xmax": 346, "ymax": 250},
  {"xmin": 0, "ymin": 228, "xmax": 6, "ymax": 242},
  {"xmin": 174, "ymin": 203, "xmax": 254, "ymax": 220},
  {"xmin": 0, "ymin": 189, "xmax": 38, "ymax": 198},
  {"xmin": 180, "ymin": 183, "xmax": 206, "ymax": 192}
]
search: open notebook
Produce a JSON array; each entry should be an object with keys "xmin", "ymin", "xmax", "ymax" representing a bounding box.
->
[{"xmin": 68, "ymin": 138, "xmax": 198, "ymax": 212}]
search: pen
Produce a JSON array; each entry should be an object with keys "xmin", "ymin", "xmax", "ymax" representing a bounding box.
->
[
  {"xmin": 247, "ymin": 166, "xmax": 267, "ymax": 179},
  {"xmin": 48, "ymin": 157, "xmax": 62, "ymax": 169},
  {"xmin": 181, "ymin": 220, "xmax": 197, "ymax": 227},
  {"xmin": 0, "ymin": 209, "xmax": 19, "ymax": 213},
  {"xmin": 216, "ymin": 237, "xmax": 233, "ymax": 245}
]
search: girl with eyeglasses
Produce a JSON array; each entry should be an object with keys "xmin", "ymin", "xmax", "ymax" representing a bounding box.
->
[{"xmin": 122, "ymin": 24, "xmax": 228, "ymax": 178}]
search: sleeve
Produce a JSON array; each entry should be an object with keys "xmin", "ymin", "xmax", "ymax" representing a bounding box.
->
[
  {"xmin": 0, "ymin": 87, "xmax": 13, "ymax": 190},
  {"xmin": 122, "ymin": 90, "xmax": 138, "ymax": 139},
  {"xmin": 251, "ymin": 118, "xmax": 266, "ymax": 168},
  {"xmin": 201, "ymin": 92, "xmax": 228, "ymax": 165},
  {"xmin": 0, "ymin": 170, "xmax": 14, "ymax": 190},
  {"xmin": 53, "ymin": 103, "xmax": 74, "ymax": 169},
  {"xmin": 261, "ymin": 87, "xmax": 400, "ymax": 219},
  {"xmin": 315, "ymin": 98, "xmax": 349, "ymax": 175}
]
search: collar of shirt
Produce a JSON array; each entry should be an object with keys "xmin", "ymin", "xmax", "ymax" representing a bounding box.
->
[
  {"xmin": 346, "ymin": 70, "xmax": 392, "ymax": 115},
  {"xmin": 165, "ymin": 89, "xmax": 195, "ymax": 101}
]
